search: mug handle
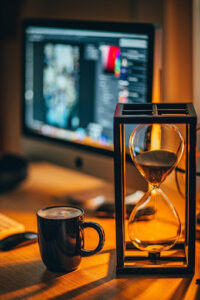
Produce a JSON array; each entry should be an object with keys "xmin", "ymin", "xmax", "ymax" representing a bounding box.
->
[{"xmin": 81, "ymin": 222, "xmax": 105, "ymax": 257}]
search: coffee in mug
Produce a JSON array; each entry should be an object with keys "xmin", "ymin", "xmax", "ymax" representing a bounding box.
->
[{"xmin": 37, "ymin": 206, "xmax": 105, "ymax": 272}]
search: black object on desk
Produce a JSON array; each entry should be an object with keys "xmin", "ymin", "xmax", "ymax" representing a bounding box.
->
[
  {"xmin": 0, "ymin": 232, "xmax": 38, "ymax": 251},
  {"xmin": 0, "ymin": 153, "xmax": 28, "ymax": 192}
]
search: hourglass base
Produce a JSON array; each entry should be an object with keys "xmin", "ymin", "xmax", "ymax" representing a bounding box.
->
[
  {"xmin": 148, "ymin": 252, "xmax": 160, "ymax": 262},
  {"xmin": 134, "ymin": 238, "xmax": 179, "ymax": 253}
]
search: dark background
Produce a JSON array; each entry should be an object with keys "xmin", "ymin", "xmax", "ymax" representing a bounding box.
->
[{"xmin": 0, "ymin": 0, "xmax": 193, "ymax": 153}]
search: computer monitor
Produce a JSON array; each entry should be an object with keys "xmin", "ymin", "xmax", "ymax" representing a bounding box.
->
[{"xmin": 21, "ymin": 19, "xmax": 162, "ymax": 189}]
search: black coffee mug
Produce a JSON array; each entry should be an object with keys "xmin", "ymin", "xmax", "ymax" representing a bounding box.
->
[{"xmin": 37, "ymin": 206, "xmax": 105, "ymax": 272}]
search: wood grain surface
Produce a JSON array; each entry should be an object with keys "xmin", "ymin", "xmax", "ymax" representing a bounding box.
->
[{"xmin": 0, "ymin": 162, "xmax": 199, "ymax": 300}]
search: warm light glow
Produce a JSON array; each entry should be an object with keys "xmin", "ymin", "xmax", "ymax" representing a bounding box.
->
[
  {"xmin": 152, "ymin": 28, "xmax": 162, "ymax": 103},
  {"xmin": 151, "ymin": 188, "xmax": 157, "ymax": 196},
  {"xmin": 150, "ymin": 124, "xmax": 161, "ymax": 150}
]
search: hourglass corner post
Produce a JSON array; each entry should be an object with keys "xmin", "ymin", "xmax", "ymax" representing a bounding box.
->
[
  {"xmin": 187, "ymin": 115, "xmax": 197, "ymax": 272},
  {"xmin": 114, "ymin": 108, "xmax": 126, "ymax": 272}
]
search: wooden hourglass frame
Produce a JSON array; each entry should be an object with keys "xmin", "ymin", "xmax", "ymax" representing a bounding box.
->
[{"xmin": 114, "ymin": 103, "xmax": 196, "ymax": 275}]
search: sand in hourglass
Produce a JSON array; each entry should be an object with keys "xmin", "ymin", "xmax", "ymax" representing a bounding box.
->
[{"xmin": 135, "ymin": 150, "xmax": 177, "ymax": 186}]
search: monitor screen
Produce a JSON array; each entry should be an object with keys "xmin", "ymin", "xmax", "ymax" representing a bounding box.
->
[{"xmin": 22, "ymin": 19, "xmax": 162, "ymax": 186}]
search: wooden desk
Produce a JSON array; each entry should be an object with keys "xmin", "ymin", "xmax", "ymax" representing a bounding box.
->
[{"xmin": 0, "ymin": 162, "xmax": 200, "ymax": 300}]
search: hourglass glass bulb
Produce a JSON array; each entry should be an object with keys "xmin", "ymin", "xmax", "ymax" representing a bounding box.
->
[
  {"xmin": 133, "ymin": 150, "xmax": 178, "ymax": 187},
  {"xmin": 128, "ymin": 124, "xmax": 184, "ymax": 254},
  {"xmin": 128, "ymin": 188, "xmax": 181, "ymax": 253}
]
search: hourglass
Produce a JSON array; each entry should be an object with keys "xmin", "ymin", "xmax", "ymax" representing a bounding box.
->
[
  {"xmin": 128, "ymin": 124, "xmax": 184, "ymax": 258},
  {"xmin": 114, "ymin": 102, "xmax": 196, "ymax": 275}
]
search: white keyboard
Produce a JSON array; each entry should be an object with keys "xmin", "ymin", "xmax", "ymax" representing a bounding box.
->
[{"xmin": 0, "ymin": 213, "xmax": 25, "ymax": 239}]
